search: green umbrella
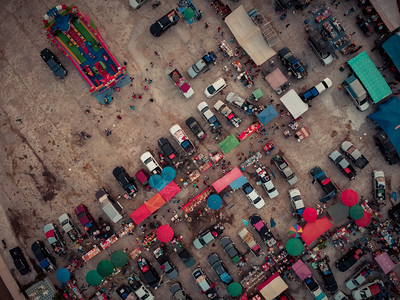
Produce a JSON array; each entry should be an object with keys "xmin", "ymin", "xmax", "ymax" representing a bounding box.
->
[
  {"xmin": 111, "ymin": 250, "xmax": 128, "ymax": 268},
  {"xmin": 97, "ymin": 260, "xmax": 114, "ymax": 277},
  {"xmin": 349, "ymin": 204, "xmax": 364, "ymax": 220},
  {"xmin": 183, "ymin": 8, "xmax": 194, "ymax": 20},
  {"xmin": 228, "ymin": 282, "xmax": 243, "ymax": 297},
  {"xmin": 286, "ymin": 238, "xmax": 304, "ymax": 256},
  {"xmin": 85, "ymin": 270, "xmax": 103, "ymax": 286}
]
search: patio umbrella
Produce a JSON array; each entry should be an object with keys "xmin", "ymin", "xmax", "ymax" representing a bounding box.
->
[
  {"xmin": 355, "ymin": 211, "xmax": 371, "ymax": 227},
  {"xmin": 149, "ymin": 174, "xmax": 163, "ymax": 189},
  {"xmin": 183, "ymin": 8, "xmax": 195, "ymax": 20},
  {"xmin": 349, "ymin": 204, "xmax": 364, "ymax": 220},
  {"xmin": 85, "ymin": 270, "xmax": 103, "ymax": 286},
  {"xmin": 207, "ymin": 194, "xmax": 222, "ymax": 210},
  {"xmin": 270, "ymin": 217, "xmax": 276, "ymax": 228},
  {"xmin": 56, "ymin": 268, "xmax": 70, "ymax": 283},
  {"xmin": 228, "ymin": 282, "xmax": 243, "ymax": 297},
  {"xmin": 156, "ymin": 224, "xmax": 174, "ymax": 243},
  {"xmin": 97, "ymin": 260, "xmax": 114, "ymax": 277},
  {"xmin": 161, "ymin": 166, "xmax": 175, "ymax": 182},
  {"xmin": 289, "ymin": 225, "xmax": 303, "ymax": 238},
  {"xmin": 286, "ymin": 238, "xmax": 304, "ymax": 256},
  {"xmin": 303, "ymin": 207, "xmax": 318, "ymax": 223},
  {"xmin": 110, "ymin": 250, "xmax": 128, "ymax": 267},
  {"xmin": 341, "ymin": 189, "xmax": 358, "ymax": 206}
]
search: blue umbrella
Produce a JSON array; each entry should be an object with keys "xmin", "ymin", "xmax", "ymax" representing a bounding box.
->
[
  {"xmin": 149, "ymin": 174, "xmax": 163, "ymax": 189},
  {"xmin": 207, "ymin": 194, "xmax": 222, "ymax": 210},
  {"xmin": 161, "ymin": 166, "xmax": 175, "ymax": 182},
  {"xmin": 56, "ymin": 268, "xmax": 70, "ymax": 283}
]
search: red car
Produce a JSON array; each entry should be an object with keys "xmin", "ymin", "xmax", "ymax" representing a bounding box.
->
[{"xmin": 75, "ymin": 204, "xmax": 98, "ymax": 234}]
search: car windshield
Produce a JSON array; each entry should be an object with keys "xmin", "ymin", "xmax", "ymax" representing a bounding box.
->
[
  {"xmin": 292, "ymin": 195, "xmax": 302, "ymax": 201},
  {"xmin": 144, "ymin": 158, "xmax": 153, "ymax": 164},
  {"xmin": 253, "ymin": 197, "xmax": 262, "ymax": 204},
  {"xmin": 77, "ymin": 212, "xmax": 86, "ymax": 219},
  {"xmin": 242, "ymin": 184, "xmax": 253, "ymax": 194},
  {"xmin": 207, "ymin": 86, "xmax": 216, "ymax": 94}
]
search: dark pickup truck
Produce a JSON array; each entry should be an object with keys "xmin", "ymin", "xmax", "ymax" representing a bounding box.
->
[{"xmin": 150, "ymin": 9, "xmax": 180, "ymax": 37}]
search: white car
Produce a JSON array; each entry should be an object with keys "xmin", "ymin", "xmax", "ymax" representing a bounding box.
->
[
  {"xmin": 204, "ymin": 77, "xmax": 227, "ymax": 98},
  {"xmin": 345, "ymin": 263, "xmax": 373, "ymax": 290},
  {"xmin": 289, "ymin": 188, "xmax": 305, "ymax": 217},
  {"xmin": 241, "ymin": 182, "xmax": 265, "ymax": 209},
  {"xmin": 256, "ymin": 168, "xmax": 279, "ymax": 199},
  {"xmin": 334, "ymin": 291, "xmax": 349, "ymax": 300},
  {"xmin": 197, "ymin": 101, "xmax": 221, "ymax": 131},
  {"xmin": 140, "ymin": 152, "xmax": 162, "ymax": 175},
  {"xmin": 352, "ymin": 279, "xmax": 384, "ymax": 300}
]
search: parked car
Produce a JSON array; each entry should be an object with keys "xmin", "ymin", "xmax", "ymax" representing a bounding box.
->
[
  {"xmin": 304, "ymin": 276, "xmax": 328, "ymax": 300},
  {"xmin": 116, "ymin": 285, "xmax": 134, "ymax": 300},
  {"xmin": 59, "ymin": 213, "xmax": 82, "ymax": 243},
  {"xmin": 150, "ymin": 9, "xmax": 180, "ymax": 37},
  {"xmin": 186, "ymin": 117, "xmax": 206, "ymax": 141},
  {"xmin": 317, "ymin": 259, "xmax": 338, "ymax": 294},
  {"xmin": 153, "ymin": 247, "xmax": 178, "ymax": 279},
  {"xmin": 40, "ymin": 48, "xmax": 67, "ymax": 79},
  {"xmin": 256, "ymin": 167, "xmax": 279, "ymax": 198},
  {"xmin": 352, "ymin": 279, "xmax": 384, "ymax": 300},
  {"xmin": 335, "ymin": 247, "xmax": 364, "ymax": 272},
  {"xmin": 74, "ymin": 204, "xmax": 99, "ymax": 236},
  {"xmin": 341, "ymin": 141, "xmax": 369, "ymax": 169},
  {"xmin": 193, "ymin": 224, "xmax": 224, "ymax": 249},
  {"xmin": 214, "ymin": 100, "xmax": 241, "ymax": 127},
  {"xmin": 345, "ymin": 262, "xmax": 374, "ymax": 290},
  {"xmin": 44, "ymin": 223, "xmax": 66, "ymax": 256},
  {"xmin": 127, "ymin": 272, "xmax": 155, "ymax": 300},
  {"xmin": 137, "ymin": 256, "xmax": 160, "ymax": 288},
  {"xmin": 356, "ymin": 15, "xmax": 372, "ymax": 36},
  {"xmin": 187, "ymin": 52, "xmax": 216, "ymax": 78},
  {"xmin": 112, "ymin": 166, "xmax": 138, "ymax": 198},
  {"xmin": 171, "ymin": 238, "xmax": 196, "ymax": 267},
  {"xmin": 208, "ymin": 253, "xmax": 233, "ymax": 284},
  {"xmin": 249, "ymin": 214, "xmax": 276, "ymax": 246},
  {"xmin": 310, "ymin": 166, "xmax": 337, "ymax": 200},
  {"xmin": 301, "ymin": 78, "xmax": 332, "ymax": 102},
  {"xmin": 372, "ymin": 170, "xmax": 385, "ymax": 206},
  {"xmin": 278, "ymin": 47, "xmax": 307, "ymax": 79},
  {"xmin": 272, "ymin": 155, "xmax": 298, "ymax": 185},
  {"xmin": 140, "ymin": 151, "xmax": 163, "ymax": 175},
  {"xmin": 170, "ymin": 124, "xmax": 195, "ymax": 155},
  {"xmin": 329, "ymin": 150, "xmax": 357, "ymax": 180},
  {"xmin": 220, "ymin": 236, "xmax": 245, "ymax": 267},
  {"xmin": 170, "ymin": 282, "xmax": 192, "ymax": 300},
  {"xmin": 135, "ymin": 169, "xmax": 151, "ymax": 190},
  {"xmin": 241, "ymin": 182, "xmax": 266, "ymax": 209},
  {"xmin": 197, "ymin": 101, "xmax": 221, "ymax": 132},
  {"xmin": 289, "ymin": 188, "xmax": 305, "ymax": 218},
  {"xmin": 158, "ymin": 137, "xmax": 179, "ymax": 166},
  {"xmin": 31, "ymin": 240, "xmax": 56, "ymax": 272},
  {"xmin": 343, "ymin": 75, "xmax": 369, "ymax": 111},
  {"xmin": 374, "ymin": 131, "xmax": 399, "ymax": 165},
  {"xmin": 204, "ymin": 77, "xmax": 227, "ymax": 98},
  {"xmin": 192, "ymin": 268, "xmax": 220, "ymax": 300},
  {"xmin": 308, "ymin": 29, "xmax": 334, "ymax": 65},
  {"xmin": 334, "ymin": 291, "xmax": 349, "ymax": 300},
  {"xmin": 389, "ymin": 202, "xmax": 400, "ymax": 220},
  {"xmin": 9, "ymin": 246, "xmax": 31, "ymax": 275}
]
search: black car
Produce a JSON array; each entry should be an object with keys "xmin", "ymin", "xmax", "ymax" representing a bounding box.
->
[
  {"xmin": 112, "ymin": 166, "xmax": 138, "ymax": 199},
  {"xmin": 171, "ymin": 238, "xmax": 196, "ymax": 268},
  {"xmin": 389, "ymin": 202, "xmax": 400, "ymax": 220},
  {"xmin": 137, "ymin": 256, "xmax": 160, "ymax": 288},
  {"xmin": 278, "ymin": 47, "xmax": 307, "ymax": 79},
  {"xmin": 329, "ymin": 150, "xmax": 357, "ymax": 180},
  {"xmin": 249, "ymin": 214, "xmax": 276, "ymax": 246},
  {"xmin": 356, "ymin": 15, "xmax": 372, "ymax": 36},
  {"xmin": 116, "ymin": 285, "xmax": 132, "ymax": 299},
  {"xmin": 9, "ymin": 247, "xmax": 31, "ymax": 275},
  {"xmin": 158, "ymin": 137, "xmax": 179, "ymax": 165},
  {"xmin": 374, "ymin": 131, "xmax": 399, "ymax": 165},
  {"xmin": 40, "ymin": 48, "xmax": 67, "ymax": 79},
  {"xmin": 31, "ymin": 240, "xmax": 56, "ymax": 272},
  {"xmin": 317, "ymin": 259, "xmax": 338, "ymax": 294},
  {"xmin": 208, "ymin": 253, "xmax": 233, "ymax": 284},
  {"xmin": 335, "ymin": 247, "xmax": 364, "ymax": 272},
  {"xmin": 310, "ymin": 166, "xmax": 337, "ymax": 200},
  {"xmin": 170, "ymin": 282, "xmax": 192, "ymax": 300},
  {"xmin": 220, "ymin": 236, "xmax": 244, "ymax": 267},
  {"xmin": 150, "ymin": 9, "xmax": 180, "ymax": 37},
  {"xmin": 186, "ymin": 117, "xmax": 206, "ymax": 141}
]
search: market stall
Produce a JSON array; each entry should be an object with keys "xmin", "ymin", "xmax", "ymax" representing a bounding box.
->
[
  {"xmin": 279, "ymin": 89, "xmax": 309, "ymax": 119},
  {"xmin": 181, "ymin": 187, "xmax": 213, "ymax": 214},
  {"xmin": 263, "ymin": 141, "xmax": 276, "ymax": 155},
  {"xmin": 99, "ymin": 234, "xmax": 118, "ymax": 250},
  {"xmin": 315, "ymin": 8, "xmax": 332, "ymax": 23},
  {"xmin": 118, "ymin": 222, "xmax": 135, "ymax": 238},
  {"xmin": 82, "ymin": 245, "xmax": 101, "ymax": 262},
  {"xmin": 219, "ymin": 40, "xmax": 234, "ymax": 57},
  {"xmin": 265, "ymin": 68, "xmax": 290, "ymax": 95},
  {"xmin": 209, "ymin": 0, "xmax": 231, "ymax": 19},
  {"xmin": 241, "ymin": 266, "xmax": 267, "ymax": 291},
  {"xmin": 257, "ymin": 273, "xmax": 288, "ymax": 300},
  {"xmin": 240, "ymin": 152, "xmax": 262, "ymax": 170},
  {"xmin": 295, "ymin": 126, "xmax": 311, "ymax": 141},
  {"xmin": 238, "ymin": 122, "xmax": 261, "ymax": 141},
  {"xmin": 212, "ymin": 167, "xmax": 244, "ymax": 193}
]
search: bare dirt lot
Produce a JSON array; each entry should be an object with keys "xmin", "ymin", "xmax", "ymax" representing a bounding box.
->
[{"xmin": 0, "ymin": 0, "xmax": 399, "ymax": 299}]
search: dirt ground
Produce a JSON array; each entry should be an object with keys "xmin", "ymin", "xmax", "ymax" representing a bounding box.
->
[{"xmin": 0, "ymin": 0, "xmax": 399, "ymax": 299}]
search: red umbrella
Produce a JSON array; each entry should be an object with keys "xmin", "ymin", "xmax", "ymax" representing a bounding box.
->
[
  {"xmin": 303, "ymin": 207, "xmax": 318, "ymax": 223},
  {"xmin": 341, "ymin": 189, "xmax": 358, "ymax": 207},
  {"xmin": 156, "ymin": 225, "xmax": 174, "ymax": 243},
  {"xmin": 355, "ymin": 211, "xmax": 371, "ymax": 227}
]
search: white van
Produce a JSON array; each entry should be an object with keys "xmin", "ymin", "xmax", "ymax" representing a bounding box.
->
[
  {"xmin": 344, "ymin": 75, "xmax": 369, "ymax": 111},
  {"xmin": 95, "ymin": 189, "xmax": 123, "ymax": 223}
]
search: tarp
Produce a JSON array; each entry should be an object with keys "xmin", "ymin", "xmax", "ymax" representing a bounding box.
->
[
  {"xmin": 292, "ymin": 260, "xmax": 312, "ymax": 280},
  {"xmin": 111, "ymin": 251, "xmax": 128, "ymax": 267},
  {"xmin": 368, "ymin": 97, "xmax": 400, "ymax": 156},
  {"xmin": 382, "ymin": 32, "xmax": 400, "ymax": 72},
  {"xmin": 280, "ymin": 89, "xmax": 309, "ymax": 119},
  {"xmin": 301, "ymin": 217, "xmax": 332, "ymax": 245},
  {"xmin": 130, "ymin": 204, "xmax": 152, "ymax": 225},
  {"xmin": 230, "ymin": 175, "xmax": 248, "ymax": 189},
  {"xmin": 212, "ymin": 167, "xmax": 243, "ymax": 193},
  {"xmin": 145, "ymin": 193, "xmax": 166, "ymax": 213},
  {"xmin": 219, "ymin": 134, "xmax": 240, "ymax": 154},
  {"xmin": 225, "ymin": 5, "xmax": 275, "ymax": 65},
  {"xmin": 257, "ymin": 273, "xmax": 288, "ymax": 300},
  {"xmin": 257, "ymin": 105, "xmax": 278, "ymax": 125},
  {"xmin": 265, "ymin": 68, "xmax": 288, "ymax": 90},
  {"xmin": 327, "ymin": 201, "xmax": 350, "ymax": 224},
  {"xmin": 348, "ymin": 51, "xmax": 392, "ymax": 103},
  {"xmin": 156, "ymin": 224, "xmax": 174, "ymax": 243},
  {"xmin": 374, "ymin": 252, "xmax": 396, "ymax": 274},
  {"xmin": 369, "ymin": 0, "xmax": 400, "ymax": 32},
  {"xmin": 159, "ymin": 181, "xmax": 181, "ymax": 202}
]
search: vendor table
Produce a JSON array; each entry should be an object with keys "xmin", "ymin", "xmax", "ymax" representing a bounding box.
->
[
  {"xmin": 240, "ymin": 152, "xmax": 262, "ymax": 170},
  {"xmin": 82, "ymin": 245, "xmax": 101, "ymax": 262},
  {"xmin": 130, "ymin": 248, "xmax": 142, "ymax": 260},
  {"xmin": 188, "ymin": 170, "xmax": 201, "ymax": 182},
  {"xmin": 100, "ymin": 234, "xmax": 118, "ymax": 250},
  {"xmin": 315, "ymin": 8, "xmax": 332, "ymax": 23},
  {"xmin": 263, "ymin": 141, "xmax": 275, "ymax": 155},
  {"xmin": 219, "ymin": 40, "xmax": 233, "ymax": 57},
  {"xmin": 117, "ymin": 222, "xmax": 135, "ymax": 238},
  {"xmin": 181, "ymin": 187, "xmax": 213, "ymax": 214},
  {"xmin": 238, "ymin": 122, "xmax": 261, "ymax": 141}
]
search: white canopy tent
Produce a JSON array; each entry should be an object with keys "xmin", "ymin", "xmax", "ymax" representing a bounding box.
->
[{"xmin": 279, "ymin": 89, "xmax": 309, "ymax": 119}]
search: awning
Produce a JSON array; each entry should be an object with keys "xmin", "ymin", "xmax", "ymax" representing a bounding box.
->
[
  {"xmin": 212, "ymin": 167, "xmax": 243, "ymax": 193},
  {"xmin": 257, "ymin": 105, "xmax": 278, "ymax": 125},
  {"xmin": 257, "ymin": 273, "xmax": 288, "ymax": 300},
  {"xmin": 219, "ymin": 134, "xmax": 240, "ymax": 154},
  {"xmin": 327, "ymin": 201, "xmax": 350, "ymax": 224},
  {"xmin": 159, "ymin": 181, "xmax": 181, "ymax": 202},
  {"xmin": 230, "ymin": 175, "xmax": 248, "ymax": 189},
  {"xmin": 374, "ymin": 252, "xmax": 396, "ymax": 274},
  {"xmin": 369, "ymin": 0, "xmax": 400, "ymax": 32},
  {"xmin": 130, "ymin": 204, "xmax": 152, "ymax": 225},
  {"xmin": 382, "ymin": 32, "xmax": 400, "ymax": 72},
  {"xmin": 291, "ymin": 260, "xmax": 311, "ymax": 280},
  {"xmin": 225, "ymin": 5, "xmax": 275, "ymax": 66},
  {"xmin": 265, "ymin": 68, "xmax": 288, "ymax": 90},
  {"xmin": 301, "ymin": 217, "xmax": 332, "ymax": 245},
  {"xmin": 280, "ymin": 89, "xmax": 309, "ymax": 119},
  {"xmin": 145, "ymin": 193, "xmax": 166, "ymax": 213}
]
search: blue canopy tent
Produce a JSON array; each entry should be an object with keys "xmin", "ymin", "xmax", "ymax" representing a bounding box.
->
[
  {"xmin": 257, "ymin": 105, "xmax": 278, "ymax": 126},
  {"xmin": 382, "ymin": 32, "xmax": 400, "ymax": 74},
  {"xmin": 368, "ymin": 97, "xmax": 400, "ymax": 156},
  {"xmin": 230, "ymin": 175, "xmax": 248, "ymax": 189}
]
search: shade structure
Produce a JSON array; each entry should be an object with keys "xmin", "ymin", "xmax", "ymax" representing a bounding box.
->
[
  {"xmin": 130, "ymin": 204, "xmax": 152, "ymax": 225},
  {"xmin": 349, "ymin": 204, "xmax": 365, "ymax": 220},
  {"xmin": 159, "ymin": 181, "xmax": 181, "ymax": 202},
  {"xmin": 303, "ymin": 207, "xmax": 317, "ymax": 223},
  {"xmin": 97, "ymin": 260, "xmax": 114, "ymax": 277},
  {"xmin": 374, "ymin": 252, "xmax": 396, "ymax": 274},
  {"xmin": 161, "ymin": 166, "xmax": 176, "ymax": 182},
  {"xmin": 341, "ymin": 189, "xmax": 358, "ymax": 206},
  {"xmin": 56, "ymin": 268, "xmax": 70, "ymax": 282},
  {"xmin": 289, "ymin": 225, "xmax": 303, "ymax": 238},
  {"xmin": 111, "ymin": 250, "xmax": 128, "ymax": 267},
  {"xmin": 156, "ymin": 224, "xmax": 174, "ymax": 243},
  {"xmin": 301, "ymin": 217, "xmax": 332, "ymax": 245},
  {"xmin": 86, "ymin": 270, "xmax": 103, "ymax": 286},
  {"xmin": 286, "ymin": 238, "xmax": 304, "ymax": 256},
  {"xmin": 149, "ymin": 174, "xmax": 164, "ymax": 190},
  {"xmin": 207, "ymin": 194, "xmax": 222, "ymax": 210},
  {"xmin": 219, "ymin": 134, "xmax": 240, "ymax": 154},
  {"xmin": 212, "ymin": 167, "xmax": 243, "ymax": 193},
  {"xmin": 257, "ymin": 105, "xmax": 278, "ymax": 126},
  {"xmin": 228, "ymin": 282, "xmax": 243, "ymax": 297},
  {"xmin": 355, "ymin": 211, "xmax": 371, "ymax": 227},
  {"xmin": 183, "ymin": 7, "xmax": 194, "ymax": 19},
  {"xmin": 145, "ymin": 193, "xmax": 166, "ymax": 213}
]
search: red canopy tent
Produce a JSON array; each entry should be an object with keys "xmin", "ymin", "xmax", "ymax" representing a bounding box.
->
[
  {"xmin": 341, "ymin": 189, "xmax": 358, "ymax": 206},
  {"xmin": 130, "ymin": 205, "xmax": 152, "ymax": 225},
  {"xmin": 156, "ymin": 225, "xmax": 174, "ymax": 243},
  {"xmin": 301, "ymin": 216, "xmax": 332, "ymax": 245},
  {"xmin": 145, "ymin": 193, "xmax": 166, "ymax": 213},
  {"xmin": 212, "ymin": 167, "xmax": 243, "ymax": 193},
  {"xmin": 355, "ymin": 211, "xmax": 371, "ymax": 227},
  {"xmin": 159, "ymin": 181, "xmax": 181, "ymax": 202}
]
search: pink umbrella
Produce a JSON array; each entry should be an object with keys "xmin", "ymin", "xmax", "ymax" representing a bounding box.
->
[
  {"xmin": 156, "ymin": 224, "xmax": 174, "ymax": 243},
  {"xmin": 341, "ymin": 189, "xmax": 358, "ymax": 207},
  {"xmin": 355, "ymin": 211, "xmax": 371, "ymax": 227},
  {"xmin": 303, "ymin": 207, "xmax": 318, "ymax": 223}
]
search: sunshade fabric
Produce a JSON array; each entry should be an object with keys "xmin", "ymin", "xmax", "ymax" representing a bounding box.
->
[
  {"xmin": 369, "ymin": 0, "xmax": 400, "ymax": 32},
  {"xmin": 111, "ymin": 250, "xmax": 128, "ymax": 267},
  {"xmin": 212, "ymin": 167, "xmax": 243, "ymax": 193},
  {"xmin": 230, "ymin": 175, "xmax": 248, "ymax": 190},
  {"xmin": 285, "ymin": 238, "xmax": 303, "ymax": 256},
  {"xmin": 225, "ymin": 5, "xmax": 275, "ymax": 65},
  {"xmin": 280, "ymin": 89, "xmax": 309, "ymax": 119},
  {"xmin": 130, "ymin": 204, "xmax": 152, "ymax": 225},
  {"xmin": 301, "ymin": 217, "xmax": 332, "ymax": 245},
  {"xmin": 219, "ymin": 134, "xmax": 240, "ymax": 154},
  {"xmin": 145, "ymin": 193, "xmax": 166, "ymax": 213},
  {"xmin": 327, "ymin": 201, "xmax": 350, "ymax": 224},
  {"xmin": 257, "ymin": 273, "xmax": 288, "ymax": 300},
  {"xmin": 159, "ymin": 181, "xmax": 181, "ymax": 202},
  {"xmin": 341, "ymin": 189, "xmax": 359, "ymax": 206},
  {"xmin": 156, "ymin": 224, "xmax": 174, "ymax": 243},
  {"xmin": 355, "ymin": 211, "xmax": 371, "ymax": 227},
  {"xmin": 348, "ymin": 51, "xmax": 392, "ymax": 103},
  {"xmin": 303, "ymin": 207, "xmax": 318, "ymax": 223},
  {"xmin": 265, "ymin": 68, "xmax": 288, "ymax": 90},
  {"xmin": 292, "ymin": 260, "xmax": 311, "ymax": 280},
  {"xmin": 257, "ymin": 105, "xmax": 278, "ymax": 125},
  {"xmin": 207, "ymin": 194, "xmax": 222, "ymax": 210},
  {"xmin": 97, "ymin": 260, "xmax": 114, "ymax": 277},
  {"xmin": 374, "ymin": 252, "xmax": 396, "ymax": 274},
  {"xmin": 228, "ymin": 282, "xmax": 243, "ymax": 297},
  {"xmin": 382, "ymin": 33, "xmax": 400, "ymax": 72},
  {"xmin": 349, "ymin": 204, "xmax": 364, "ymax": 220},
  {"xmin": 86, "ymin": 270, "xmax": 103, "ymax": 286},
  {"xmin": 56, "ymin": 268, "xmax": 70, "ymax": 282}
]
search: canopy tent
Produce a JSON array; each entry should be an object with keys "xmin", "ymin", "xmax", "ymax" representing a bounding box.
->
[
  {"xmin": 374, "ymin": 252, "xmax": 396, "ymax": 274},
  {"xmin": 225, "ymin": 5, "xmax": 275, "ymax": 66},
  {"xmin": 368, "ymin": 97, "xmax": 400, "ymax": 156},
  {"xmin": 286, "ymin": 238, "xmax": 304, "ymax": 256},
  {"xmin": 207, "ymin": 194, "xmax": 223, "ymax": 210},
  {"xmin": 130, "ymin": 204, "xmax": 152, "ymax": 225},
  {"xmin": 257, "ymin": 105, "xmax": 278, "ymax": 126},
  {"xmin": 56, "ymin": 268, "xmax": 71, "ymax": 282},
  {"xmin": 111, "ymin": 251, "xmax": 128, "ymax": 267},
  {"xmin": 228, "ymin": 282, "xmax": 243, "ymax": 297},
  {"xmin": 159, "ymin": 181, "xmax": 181, "ymax": 202},
  {"xmin": 369, "ymin": 0, "xmax": 400, "ymax": 32},
  {"xmin": 279, "ymin": 89, "xmax": 309, "ymax": 119},
  {"xmin": 301, "ymin": 217, "xmax": 332, "ymax": 245},
  {"xmin": 156, "ymin": 224, "xmax": 174, "ymax": 243},
  {"xmin": 341, "ymin": 189, "xmax": 359, "ymax": 206},
  {"xmin": 212, "ymin": 167, "xmax": 243, "ymax": 193},
  {"xmin": 252, "ymin": 88, "xmax": 264, "ymax": 101},
  {"xmin": 85, "ymin": 270, "xmax": 103, "ymax": 286},
  {"xmin": 355, "ymin": 211, "xmax": 371, "ymax": 227},
  {"xmin": 265, "ymin": 68, "xmax": 288, "ymax": 90},
  {"xmin": 97, "ymin": 260, "xmax": 114, "ymax": 277},
  {"xmin": 327, "ymin": 201, "xmax": 350, "ymax": 224},
  {"xmin": 349, "ymin": 204, "xmax": 365, "ymax": 220},
  {"xmin": 291, "ymin": 260, "xmax": 312, "ymax": 280},
  {"xmin": 257, "ymin": 273, "xmax": 288, "ymax": 300},
  {"xmin": 382, "ymin": 32, "xmax": 400, "ymax": 73},
  {"xmin": 219, "ymin": 134, "xmax": 240, "ymax": 154},
  {"xmin": 230, "ymin": 175, "xmax": 248, "ymax": 189},
  {"xmin": 348, "ymin": 51, "xmax": 392, "ymax": 103},
  {"xmin": 145, "ymin": 193, "xmax": 166, "ymax": 213}
]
